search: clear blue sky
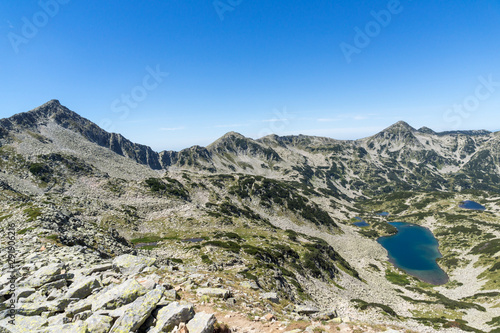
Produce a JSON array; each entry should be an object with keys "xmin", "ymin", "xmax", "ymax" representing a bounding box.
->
[{"xmin": 1, "ymin": 0, "xmax": 499, "ymax": 151}]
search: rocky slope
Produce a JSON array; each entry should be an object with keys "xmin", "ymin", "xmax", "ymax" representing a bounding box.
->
[{"xmin": 0, "ymin": 100, "xmax": 499, "ymax": 332}]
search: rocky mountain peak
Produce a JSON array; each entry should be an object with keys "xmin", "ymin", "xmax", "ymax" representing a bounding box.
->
[
  {"xmin": 418, "ymin": 126, "xmax": 436, "ymax": 134},
  {"xmin": 29, "ymin": 99, "xmax": 72, "ymax": 119},
  {"xmin": 364, "ymin": 121, "xmax": 422, "ymax": 151},
  {"xmin": 207, "ymin": 131, "xmax": 251, "ymax": 149},
  {"xmin": 223, "ymin": 131, "xmax": 246, "ymax": 138},
  {"xmin": 0, "ymin": 100, "xmax": 83, "ymax": 132},
  {"xmin": 39, "ymin": 99, "xmax": 62, "ymax": 108},
  {"xmin": 209, "ymin": 131, "xmax": 247, "ymax": 145},
  {"xmin": 0, "ymin": 101, "xmax": 165, "ymax": 170},
  {"xmin": 384, "ymin": 121, "xmax": 415, "ymax": 133},
  {"xmin": 368, "ymin": 121, "xmax": 417, "ymax": 141},
  {"xmin": 258, "ymin": 134, "xmax": 280, "ymax": 141}
]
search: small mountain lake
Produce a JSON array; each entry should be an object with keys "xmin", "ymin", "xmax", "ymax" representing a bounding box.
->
[
  {"xmin": 134, "ymin": 242, "xmax": 158, "ymax": 249},
  {"xmin": 353, "ymin": 217, "xmax": 370, "ymax": 227},
  {"xmin": 377, "ymin": 212, "xmax": 390, "ymax": 217},
  {"xmin": 182, "ymin": 238, "xmax": 204, "ymax": 243},
  {"xmin": 459, "ymin": 200, "xmax": 485, "ymax": 211},
  {"xmin": 377, "ymin": 222, "xmax": 448, "ymax": 285}
]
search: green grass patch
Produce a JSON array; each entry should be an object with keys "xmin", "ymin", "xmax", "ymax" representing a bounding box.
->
[
  {"xmin": 29, "ymin": 163, "xmax": 47, "ymax": 175},
  {"xmin": 487, "ymin": 316, "xmax": 500, "ymax": 327},
  {"xmin": 145, "ymin": 177, "xmax": 189, "ymax": 200},
  {"xmin": 413, "ymin": 317, "xmax": 481, "ymax": 332},
  {"xmin": 168, "ymin": 258, "xmax": 184, "ymax": 264},
  {"xmin": 204, "ymin": 240, "xmax": 241, "ymax": 253},
  {"xmin": 471, "ymin": 291, "xmax": 500, "ymax": 298},
  {"xmin": 470, "ymin": 239, "xmax": 500, "ymax": 256},
  {"xmin": 442, "ymin": 319, "xmax": 484, "ymax": 332},
  {"xmin": 404, "ymin": 287, "xmax": 485, "ymax": 312},
  {"xmin": 23, "ymin": 207, "xmax": 42, "ymax": 222},
  {"xmin": 214, "ymin": 231, "xmax": 242, "ymax": 241},
  {"xmin": 130, "ymin": 235, "xmax": 165, "ymax": 244},
  {"xmin": 239, "ymin": 270, "xmax": 259, "ymax": 282},
  {"xmin": 357, "ymin": 228, "xmax": 380, "ymax": 238},
  {"xmin": 0, "ymin": 214, "xmax": 13, "ymax": 222},
  {"xmin": 490, "ymin": 262, "xmax": 500, "ymax": 272},
  {"xmin": 285, "ymin": 229, "xmax": 298, "ymax": 242},
  {"xmin": 201, "ymin": 254, "xmax": 213, "ymax": 264},
  {"xmin": 385, "ymin": 269, "xmax": 410, "ymax": 286},
  {"xmin": 17, "ymin": 227, "xmax": 35, "ymax": 235},
  {"xmin": 352, "ymin": 298, "xmax": 397, "ymax": 317},
  {"xmin": 141, "ymin": 245, "xmax": 160, "ymax": 250}
]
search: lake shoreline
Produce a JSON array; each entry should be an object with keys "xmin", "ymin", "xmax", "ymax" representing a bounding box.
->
[{"xmin": 378, "ymin": 222, "xmax": 449, "ymax": 286}]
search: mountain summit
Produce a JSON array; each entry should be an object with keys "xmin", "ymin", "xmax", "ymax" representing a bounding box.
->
[{"xmin": 384, "ymin": 120, "xmax": 415, "ymax": 132}]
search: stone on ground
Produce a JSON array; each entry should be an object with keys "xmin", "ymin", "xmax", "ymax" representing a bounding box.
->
[
  {"xmin": 149, "ymin": 301, "xmax": 195, "ymax": 333},
  {"xmin": 109, "ymin": 286, "xmax": 165, "ymax": 333},
  {"xmin": 92, "ymin": 278, "xmax": 147, "ymax": 311},
  {"xmin": 86, "ymin": 314, "xmax": 114, "ymax": 333},
  {"xmin": 113, "ymin": 254, "xmax": 156, "ymax": 275},
  {"xmin": 186, "ymin": 312, "xmax": 216, "ymax": 333},
  {"xmin": 65, "ymin": 276, "xmax": 101, "ymax": 299},
  {"xmin": 196, "ymin": 287, "xmax": 231, "ymax": 300}
]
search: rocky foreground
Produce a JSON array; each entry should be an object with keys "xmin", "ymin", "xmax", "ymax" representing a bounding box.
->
[{"xmin": 0, "ymin": 231, "xmax": 415, "ymax": 333}]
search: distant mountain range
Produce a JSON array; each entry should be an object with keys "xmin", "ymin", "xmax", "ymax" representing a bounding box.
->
[{"xmin": 2, "ymin": 99, "xmax": 499, "ymax": 197}]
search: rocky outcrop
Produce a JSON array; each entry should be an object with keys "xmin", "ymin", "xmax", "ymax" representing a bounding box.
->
[
  {"xmin": 186, "ymin": 312, "xmax": 216, "ymax": 333},
  {"xmin": 109, "ymin": 286, "xmax": 165, "ymax": 332},
  {"xmin": 112, "ymin": 254, "xmax": 156, "ymax": 275},
  {"xmin": 196, "ymin": 288, "xmax": 231, "ymax": 300},
  {"xmin": 31, "ymin": 207, "xmax": 131, "ymax": 257},
  {"xmin": 149, "ymin": 302, "xmax": 195, "ymax": 333},
  {"xmin": 0, "ymin": 237, "xmax": 216, "ymax": 333},
  {"xmin": 0, "ymin": 226, "xmax": 354, "ymax": 333}
]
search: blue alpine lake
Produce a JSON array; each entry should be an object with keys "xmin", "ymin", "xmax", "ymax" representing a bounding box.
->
[
  {"xmin": 377, "ymin": 222, "xmax": 449, "ymax": 285},
  {"xmin": 354, "ymin": 221, "xmax": 370, "ymax": 227},
  {"xmin": 353, "ymin": 217, "xmax": 370, "ymax": 227},
  {"xmin": 459, "ymin": 200, "xmax": 486, "ymax": 211}
]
